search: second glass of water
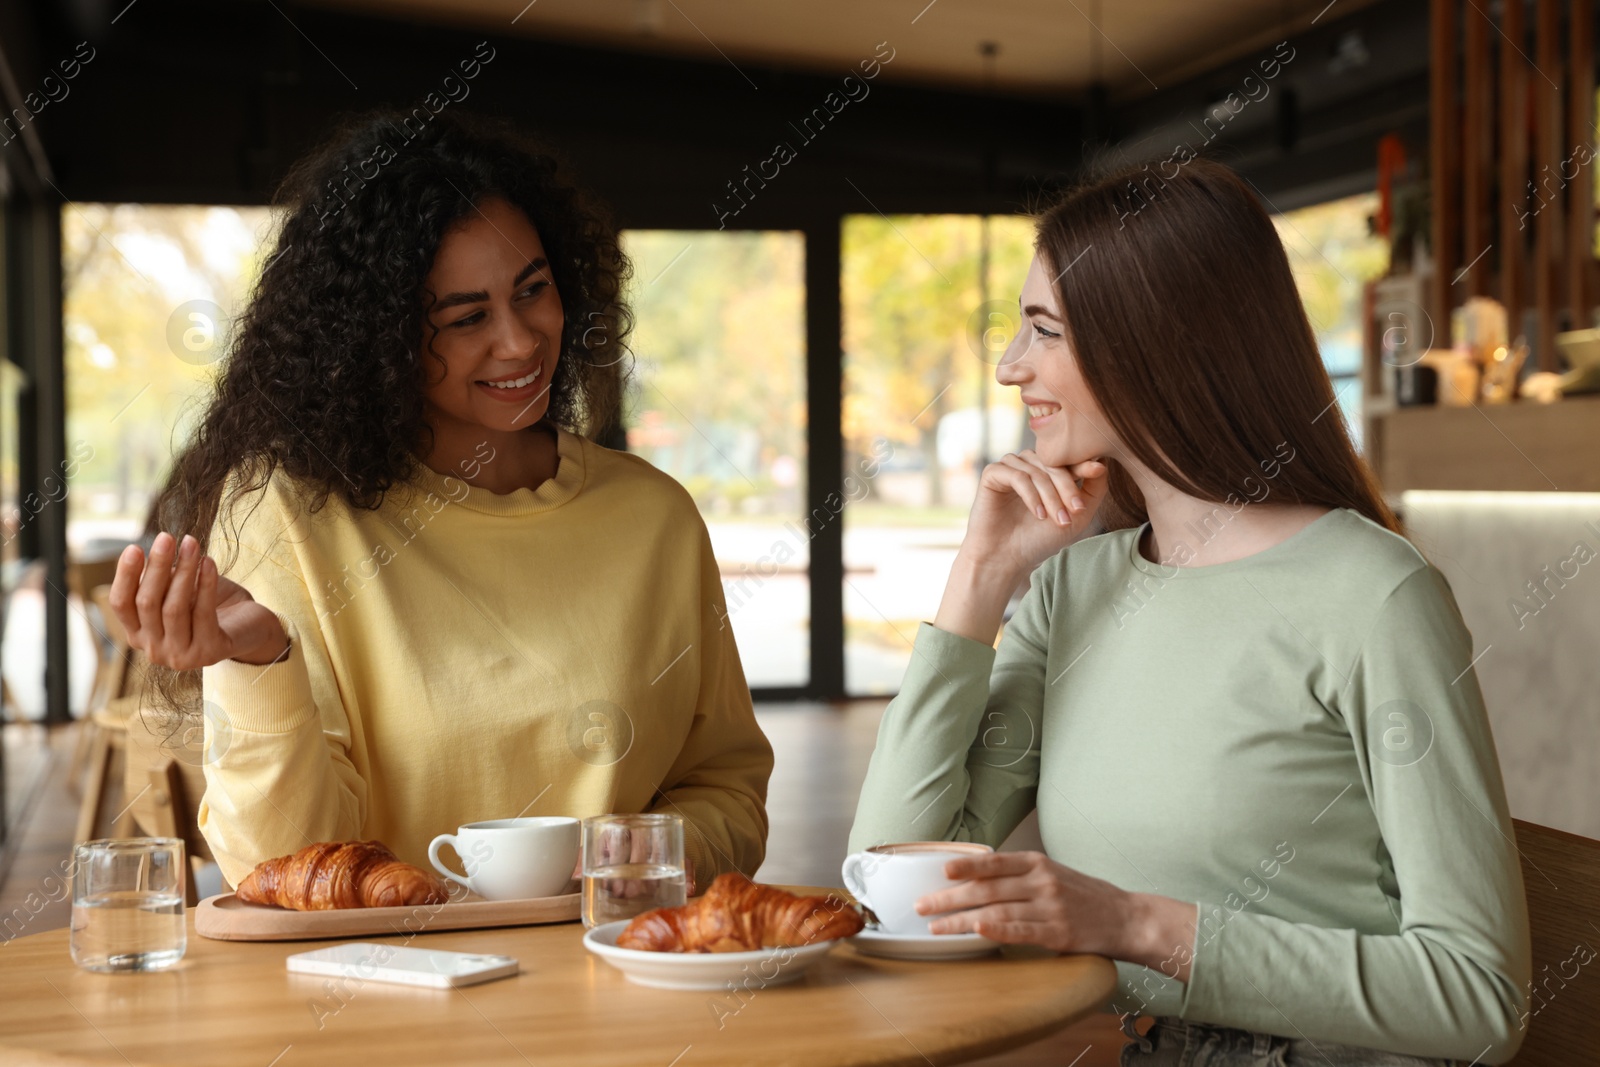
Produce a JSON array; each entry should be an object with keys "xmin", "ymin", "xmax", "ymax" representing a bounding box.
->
[
  {"xmin": 70, "ymin": 837, "xmax": 187, "ymax": 973},
  {"xmin": 581, "ymin": 813, "xmax": 686, "ymax": 928}
]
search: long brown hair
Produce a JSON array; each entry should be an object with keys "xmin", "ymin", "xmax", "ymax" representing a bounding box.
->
[{"xmin": 1032, "ymin": 157, "xmax": 1397, "ymax": 534}]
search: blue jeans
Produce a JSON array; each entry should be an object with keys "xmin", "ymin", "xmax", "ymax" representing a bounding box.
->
[{"xmin": 1119, "ymin": 1017, "xmax": 1458, "ymax": 1067}]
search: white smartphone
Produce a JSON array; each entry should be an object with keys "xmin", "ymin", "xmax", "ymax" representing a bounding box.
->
[{"xmin": 286, "ymin": 942, "xmax": 518, "ymax": 989}]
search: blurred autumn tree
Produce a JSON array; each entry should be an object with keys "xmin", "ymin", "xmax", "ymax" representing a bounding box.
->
[
  {"xmin": 1272, "ymin": 193, "xmax": 1388, "ymax": 357},
  {"xmin": 62, "ymin": 204, "xmax": 276, "ymax": 541},
  {"xmin": 622, "ymin": 230, "xmax": 805, "ymax": 516},
  {"xmin": 1272, "ymin": 192, "xmax": 1388, "ymax": 440},
  {"xmin": 842, "ymin": 214, "xmax": 1034, "ymax": 506}
]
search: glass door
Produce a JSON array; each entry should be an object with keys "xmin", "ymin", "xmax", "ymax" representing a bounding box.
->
[
  {"xmin": 622, "ymin": 231, "xmax": 809, "ymax": 689},
  {"xmin": 841, "ymin": 214, "xmax": 1036, "ymax": 695}
]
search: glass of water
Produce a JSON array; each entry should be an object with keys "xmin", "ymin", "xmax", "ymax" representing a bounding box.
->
[
  {"xmin": 70, "ymin": 838, "xmax": 187, "ymax": 973},
  {"xmin": 581, "ymin": 813, "xmax": 686, "ymax": 928}
]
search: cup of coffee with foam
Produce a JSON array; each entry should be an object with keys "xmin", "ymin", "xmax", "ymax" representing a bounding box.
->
[{"xmin": 841, "ymin": 841, "xmax": 994, "ymax": 935}]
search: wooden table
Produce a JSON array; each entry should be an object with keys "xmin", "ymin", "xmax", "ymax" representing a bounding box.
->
[{"xmin": 0, "ymin": 892, "xmax": 1117, "ymax": 1067}]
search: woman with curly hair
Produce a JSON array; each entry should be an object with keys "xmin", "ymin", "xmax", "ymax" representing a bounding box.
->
[{"xmin": 108, "ymin": 108, "xmax": 772, "ymax": 892}]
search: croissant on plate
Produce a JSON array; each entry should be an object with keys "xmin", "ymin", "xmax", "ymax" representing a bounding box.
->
[
  {"xmin": 235, "ymin": 840, "xmax": 450, "ymax": 910},
  {"xmin": 616, "ymin": 873, "xmax": 864, "ymax": 952}
]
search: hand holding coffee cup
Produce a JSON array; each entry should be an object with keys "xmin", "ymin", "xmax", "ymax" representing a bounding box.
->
[
  {"xmin": 428, "ymin": 817, "xmax": 580, "ymax": 901},
  {"xmin": 841, "ymin": 841, "xmax": 994, "ymax": 935},
  {"xmin": 903, "ymin": 847, "xmax": 1200, "ymax": 976}
]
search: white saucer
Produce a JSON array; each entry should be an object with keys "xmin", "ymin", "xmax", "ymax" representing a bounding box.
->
[
  {"xmin": 849, "ymin": 929, "xmax": 999, "ymax": 961},
  {"xmin": 583, "ymin": 921, "xmax": 839, "ymax": 990}
]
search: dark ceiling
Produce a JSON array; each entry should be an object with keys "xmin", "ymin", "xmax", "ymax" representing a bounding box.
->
[{"xmin": 2, "ymin": 0, "xmax": 1428, "ymax": 224}]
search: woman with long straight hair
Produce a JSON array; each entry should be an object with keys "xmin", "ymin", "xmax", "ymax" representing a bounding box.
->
[{"xmin": 849, "ymin": 159, "xmax": 1528, "ymax": 1064}]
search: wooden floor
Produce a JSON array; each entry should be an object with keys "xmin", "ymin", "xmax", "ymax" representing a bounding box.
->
[
  {"xmin": 0, "ymin": 722, "xmax": 76, "ymax": 941},
  {"xmin": 0, "ymin": 706, "xmax": 1127, "ymax": 1066}
]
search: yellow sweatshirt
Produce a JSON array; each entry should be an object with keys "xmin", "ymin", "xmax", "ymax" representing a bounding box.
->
[{"xmin": 197, "ymin": 427, "xmax": 772, "ymax": 890}]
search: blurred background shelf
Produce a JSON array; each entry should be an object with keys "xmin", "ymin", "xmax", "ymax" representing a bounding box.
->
[{"xmin": 1368, "ymin": 396, "xmax": 1600, "ymax": 493}]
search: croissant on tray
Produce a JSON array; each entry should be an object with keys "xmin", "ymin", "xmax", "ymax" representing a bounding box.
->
[
  {"xmin": 616, "ymin": 872, "xmax": 864, "ymax": 952},
  {"xmin": 235, "ymin": 840, "xmax": 450, "ymax": 910}
]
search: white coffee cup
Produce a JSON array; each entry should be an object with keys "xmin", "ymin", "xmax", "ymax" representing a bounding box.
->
[
  {"xmin": 428, "ymin": 817, "xmax": 580, "ymax": 901},
  {"xmin": 841, "ymin": 841, "xmax": 994, "ymax": 936}
]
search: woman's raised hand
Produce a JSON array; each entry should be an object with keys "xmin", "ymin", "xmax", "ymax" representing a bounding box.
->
[
  {"xmin": 108, "ymin": 532, "xmax": 290, "ymax": 669},
  {"xmin": 933, "ymin": 452, "xmax": 1108, "ymax": 646},
  {"xmin": 964, "ymin": 451, "xmax": 1109, "ymax": 579}
]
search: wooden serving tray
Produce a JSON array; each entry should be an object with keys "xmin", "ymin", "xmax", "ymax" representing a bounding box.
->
[{"xmin": 195, "ymin": 885, "xmax": 581, "ymax": 942}]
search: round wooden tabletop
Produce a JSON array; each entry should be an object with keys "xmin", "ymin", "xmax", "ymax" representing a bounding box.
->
[{"xmin": 0, "ymin": 891, "xmax": 1117, "ymax": 1067}]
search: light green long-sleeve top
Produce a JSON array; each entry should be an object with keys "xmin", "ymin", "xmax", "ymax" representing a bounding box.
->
[{"xmin": 849, "ymin": 509, "xmax": 1530, "ymax": 1062}]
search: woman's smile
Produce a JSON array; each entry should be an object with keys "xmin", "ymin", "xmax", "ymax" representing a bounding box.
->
[
  {"xmin": 475, "ymin": 360, "xmax": 547, "ymax": 403},
  {"xmin": 1023, "ymin": 395, "xmax": 1062, "ymax": 430}
]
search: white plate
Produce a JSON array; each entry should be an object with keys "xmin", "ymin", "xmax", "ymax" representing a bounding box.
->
[
  {"xmin": 849, "ymin": 929, "xmax": 999, "ymax": 961},
  {"xmin": 582, "ymin": 921, "xmax": 840, "ymax": 990}
]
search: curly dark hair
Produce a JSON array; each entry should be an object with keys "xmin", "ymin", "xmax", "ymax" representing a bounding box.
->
[{"xmin": 144, "ymin": 106, "xmax": 633, "ymax": 709}]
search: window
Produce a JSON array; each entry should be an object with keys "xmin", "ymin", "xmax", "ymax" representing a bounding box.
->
[
  {"xmin": 10, "ymin": 204, "xmax": 274, "ymax": 719},
  {"xmin": 841, "ymin": 214, "xmax": 1035, "ymax": 694},
  {"xmin": 1272, "ymin": 192, "xmax": 1390, "ymax": 449},
  {"xmin": 63, "ymin": 204, "xmax": 276, "ymax": 553},
  {"xmin": 622, "ymin": 231, "xmax": 809, "ymax": 689}
]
